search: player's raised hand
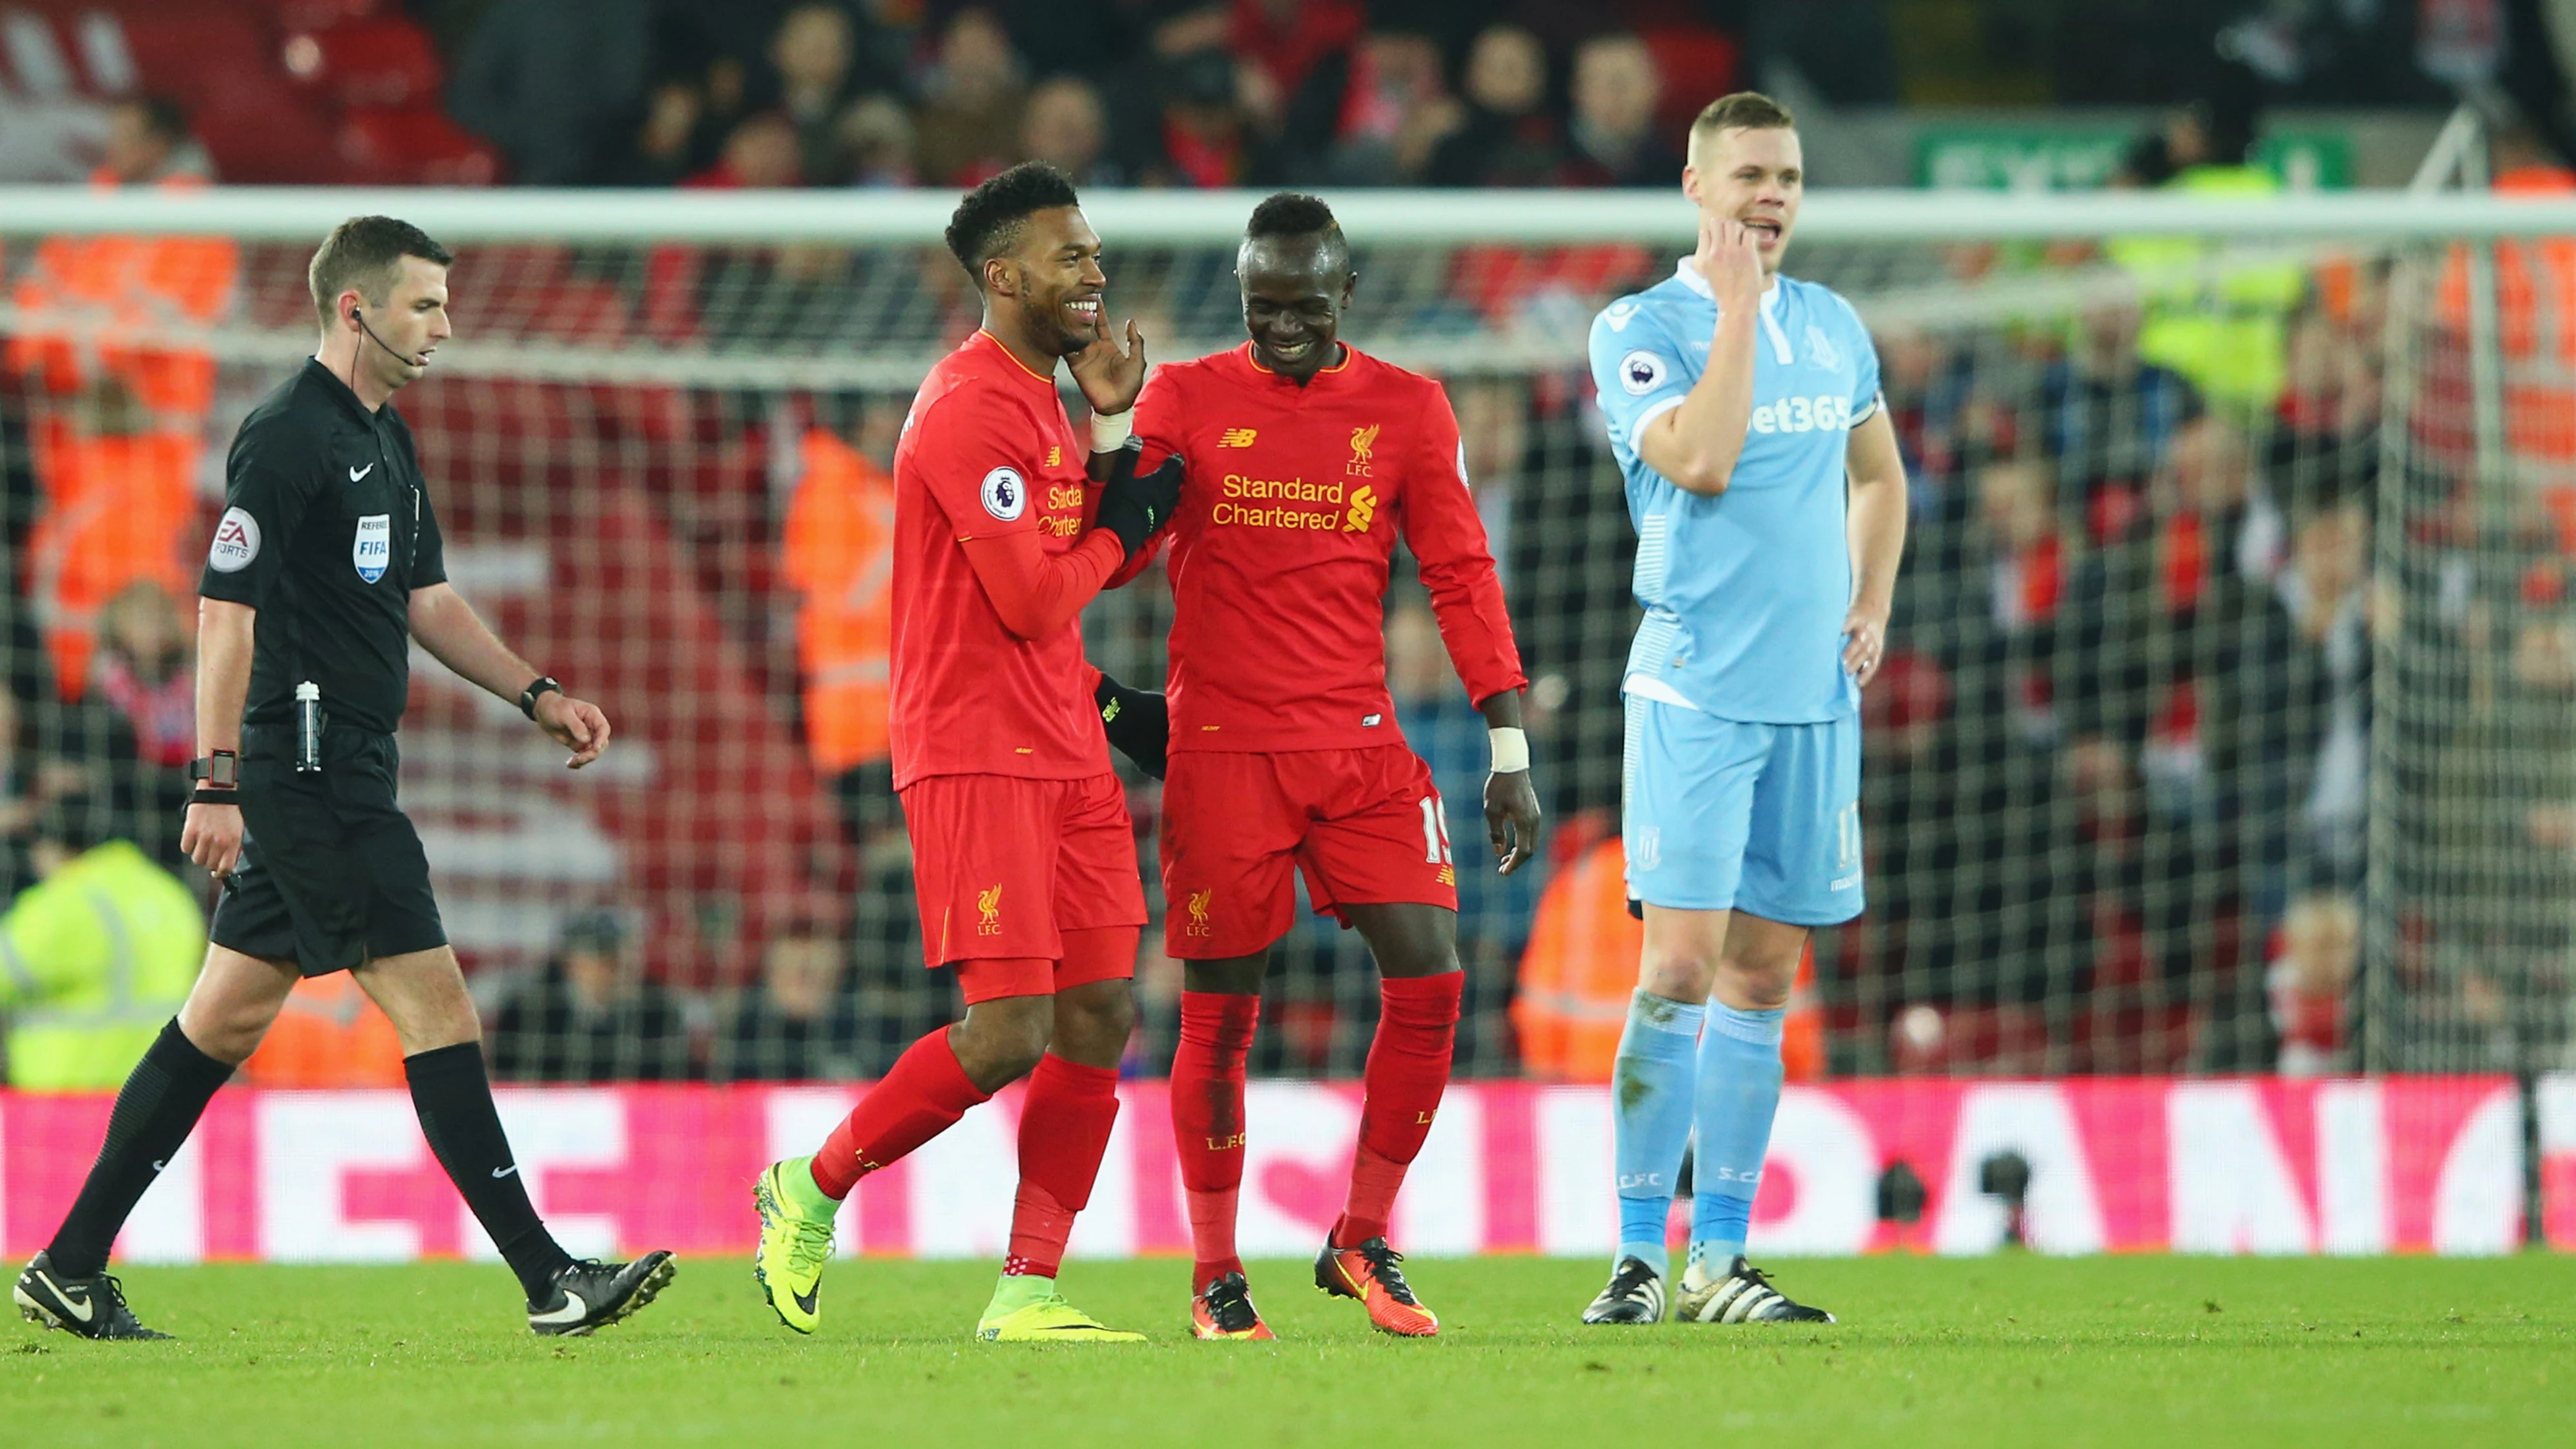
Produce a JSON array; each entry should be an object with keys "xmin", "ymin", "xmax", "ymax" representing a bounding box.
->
[
  {"xmin": 1070, "ymin": 317, "xmax": 1149, "ymax": 417},
  {"xmin": 1842, "ymin": 603, "xmax": 1889, "ymax": 688},
  {"xmin": 1693, "ymin": 215, "xmax": 1764, "ymax": 311},
  {"xmin": 1484, "ymin": 768, "xmax": 1542, "ymax": 876},
  {"xmin": 536, "ymin": 691, "xmax": 614, "ymax": 769}
]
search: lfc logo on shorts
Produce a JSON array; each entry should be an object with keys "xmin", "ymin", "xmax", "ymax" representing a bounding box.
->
[
  {"xmin": 1346, "ymin": 423, "xmax": 1379, "ymax": 478},
  {"xmin": 1184, "ymin": 887, "xmax": 1213, "ymax": 937},
  {"xmin": 977, "ymin": 882, "xmax": 1003, "ymax": 935}
]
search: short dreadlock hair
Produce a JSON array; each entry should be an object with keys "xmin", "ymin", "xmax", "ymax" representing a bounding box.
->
[
  {"xmin": 1241, "ymin": 191, "xmax": 1350, "ymax": 277},
  {"xmin": 945, "ymin": 162, "xmax": 1083, "ymax": 290}
]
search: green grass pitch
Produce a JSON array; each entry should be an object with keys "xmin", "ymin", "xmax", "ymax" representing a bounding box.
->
[{"xmin": 7, "ymin": 1254, "xmax": 2569, "ymax": 1448}]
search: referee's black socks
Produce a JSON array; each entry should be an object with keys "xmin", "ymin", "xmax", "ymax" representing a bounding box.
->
[
  {"xmin": 405, "ymin": 1041, "xmax": 575, "ymax": 1302},
  {"xmin": 47, "ymin": 1018, "xmax": 234, "ymax": 1278}
]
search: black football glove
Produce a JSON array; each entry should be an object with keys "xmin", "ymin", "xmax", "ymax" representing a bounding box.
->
[
  {"xmin": 1094, "ymin": 668, "xmax": 1169, "ymax": 779},
  {"xmin": 1093, "ymin": 454, "xmax": 1183, "ymax": 560}
]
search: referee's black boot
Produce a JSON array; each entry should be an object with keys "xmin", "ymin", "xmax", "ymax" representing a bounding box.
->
[
  {"xmin": 527, "ymin": 1251, "xmax": 677, "ymax": 1336},
  {"xmin": 14, "ymin": 1251, "xmax": 172, "ymax": 1340}
]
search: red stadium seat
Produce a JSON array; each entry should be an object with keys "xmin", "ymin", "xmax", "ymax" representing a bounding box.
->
[
  {"xmin": 1641, "ymin": 24, "xmax": 1740, "ymax": 142},
  {"xmin": 282, "ymin": 14, "xmax": 443, "ymax": 109},
  {"xmin": 336, "ymin": 105, "xmax": 502, "ymax": 186}
]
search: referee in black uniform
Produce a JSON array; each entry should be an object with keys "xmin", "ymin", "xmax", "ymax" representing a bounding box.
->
[{"xmin": 14, "ymin": 217, "xmax": 675, "ymax": 1340}]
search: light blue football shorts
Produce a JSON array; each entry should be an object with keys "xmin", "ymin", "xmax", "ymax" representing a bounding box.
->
[{"xmin": 1621, "ymin": 693, "xmax": 1864, "ymax": 925}]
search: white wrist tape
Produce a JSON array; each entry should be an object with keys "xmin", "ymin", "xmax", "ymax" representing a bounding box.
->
[
  {"xmin": 1090, "ymin": 408, "xmax": 1134, "ymax": 452},
  {"xmin": 1488, "ymin": 726, "xmax": 1530, "ymax": 774}
]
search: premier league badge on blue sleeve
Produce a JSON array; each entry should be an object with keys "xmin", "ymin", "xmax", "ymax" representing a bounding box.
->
[{"xmin": 354, "ymin": 513, "xmax": 392, "ymax": 583}]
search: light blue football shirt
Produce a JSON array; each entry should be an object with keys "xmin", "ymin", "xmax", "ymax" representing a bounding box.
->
[{"xmin": 1590, "ymin": 259, "xmax": 1882, "ymax": 724}]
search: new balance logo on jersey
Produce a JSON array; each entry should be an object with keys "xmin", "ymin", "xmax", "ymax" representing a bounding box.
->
[
  {"xmin": 1219, "ymin": 427, "xmax": 1257, "ymax": 448},
  {"xmin": 1749, "ymin": 394, "xmax": 1856, "ymax": 435},
  {"xmin": 1344, "ymin": 485, "xmax": 1378, "ymax": 532}
]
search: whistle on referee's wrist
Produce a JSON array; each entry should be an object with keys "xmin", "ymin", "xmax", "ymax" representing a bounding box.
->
[{"xmin": 295, "ymin": 681, "xmax": 323, "ymax": 774}]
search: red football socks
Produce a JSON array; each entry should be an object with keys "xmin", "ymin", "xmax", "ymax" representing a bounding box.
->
[
  {"xmin": 1332, "ymin": 972, "xmax": 1462, "ymax": 1249},
  {"xmin": 1004, "ymin": 1053, "xmax": 1121, "ymax": 1279},
  {"xmin": 1172, "ymin": 991, "xmax": 1261, "ymax": 1288},
  {"xmin": 809, "ymin": 1028, "xmax": 990, "ymax": 1200}
]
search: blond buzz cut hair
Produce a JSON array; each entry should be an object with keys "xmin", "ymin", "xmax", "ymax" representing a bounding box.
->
[{"xmin": 1690, "ymin": 91, "xmax": 1795, "ymax": 150}]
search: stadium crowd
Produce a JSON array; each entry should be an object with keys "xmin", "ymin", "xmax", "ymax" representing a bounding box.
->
[{"xmin": 3, "ymin": 5, "xmax": 2571, "ymax": 1089}]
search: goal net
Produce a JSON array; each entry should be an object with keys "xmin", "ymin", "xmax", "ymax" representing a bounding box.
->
[{"xmin": 1, "ymin": 186, "xmax": 2567, "ymax": 1086}]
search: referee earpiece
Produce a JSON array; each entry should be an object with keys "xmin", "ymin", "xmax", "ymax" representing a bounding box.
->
[{"xmin": 350, "ymin": 304, "xmax": 423, "ymax": 369}]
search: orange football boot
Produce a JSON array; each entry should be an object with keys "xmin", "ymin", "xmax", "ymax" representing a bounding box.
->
[
  {"xmin": 1191, "ymin": 1271, "xmax": 1276, "ymax": 1340},
  {"xmin": 1313, "ymin": 1236, "xmax": 1438, "ymax": 1337}
]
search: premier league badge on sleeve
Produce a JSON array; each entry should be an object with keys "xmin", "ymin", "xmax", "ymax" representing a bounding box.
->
[
  {"xmin": 1619, "ymin": 350, "xmax": 1668, "ymax": 396},
  {"xmin": 353, "ymin": 513, "xmax": 392, "ymax": 583},
  {"xmin": 981, "ymin": 466, "xmax": 1027, "ymax": 522}
]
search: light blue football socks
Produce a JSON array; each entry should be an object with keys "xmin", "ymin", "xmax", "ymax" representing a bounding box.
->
[
  {"xmin": 1610, "ymin": 989, "xmax": 1704, "ymax": 1276},
  {"xmin": 1689, "ymin": 1001, "xmax": 1785, "ymax": 1271}
]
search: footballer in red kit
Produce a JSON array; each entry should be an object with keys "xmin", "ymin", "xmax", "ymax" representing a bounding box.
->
[
  {"xmin": 1102, "ymin": 194, "xmax": 1542, "ymax": 1340},
  {"xmin": 752, "ymin": 164, "xmax": 1183, "ymax": 1345}
]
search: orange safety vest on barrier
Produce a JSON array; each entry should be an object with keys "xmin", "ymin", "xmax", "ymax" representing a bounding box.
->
[
  {"xmin": 237, "ymin": 974, "xmax": 407, "ymax": 1089},
  {"xmin": 780, "ymin": 427, "xmax": 895, "ymax": 774},
  {"xmin": 25, "ymin": 419, "xmax": 198, "ymax": 697},
  {"xmin": 4, "ymin": 171, "xmax": 236, "ymax": 419},
  {"xmin": 1513, "ymin": 836, "xmax": 1822, "ymax": 1082}
]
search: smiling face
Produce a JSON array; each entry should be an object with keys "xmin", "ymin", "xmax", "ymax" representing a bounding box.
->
[
  {"xmin": 1685, "ymin": 124, "xmax": 1803, "ymax": 273},
  {"xmin": 1237, "ymin": 232, "xmax": 1352, "ymax": 382},
  {"xmin": 991, "ymin": 205, "xmax": 1105, "ymax": 357}
]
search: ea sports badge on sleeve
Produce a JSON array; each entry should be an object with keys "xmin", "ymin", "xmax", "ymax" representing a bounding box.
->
[
  {"xmin": 353, "ymin": 513, "xmax": 392, "ymax": 583},
  {"xmin": 207, "ymin": 506, "xmax": 261, "ymax": 572}
]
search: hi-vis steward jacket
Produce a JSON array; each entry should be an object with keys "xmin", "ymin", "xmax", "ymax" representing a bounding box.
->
[{"xmin": 0, "ymin": 840, "xmax": 204, "ymax": 1089}]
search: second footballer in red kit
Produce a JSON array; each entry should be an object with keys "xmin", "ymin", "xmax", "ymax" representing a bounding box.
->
[
  {"xmin": 752, "ymin": 163, "xmax": 1182, "ymax": 1344},
  {"xmin": 1097, "ymin": 193, "xmax": 1544, "ymax": 1340}
]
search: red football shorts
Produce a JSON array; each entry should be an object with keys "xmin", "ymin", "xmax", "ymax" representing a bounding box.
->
[
  {"xmin": 1159, "ymin": 746, "xmax": 1459, "ymax": 959},
  {"xmin": 900, "ymin": 772, "xmax": 1147, "ymax": 996}
]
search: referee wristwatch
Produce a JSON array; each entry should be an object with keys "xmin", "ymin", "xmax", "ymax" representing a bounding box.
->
[
  {"xmin": 189, "ymin": 749, "xmax": 240, "ymax": 806},
  {"xmin": 519, "ymin": 675, "xmax": 564, "ymax": 721}
]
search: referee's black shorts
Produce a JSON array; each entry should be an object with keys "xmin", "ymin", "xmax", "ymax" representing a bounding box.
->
[{"xmin": 209, "ymin": 723, "xmax": 447, "ymax": 977}]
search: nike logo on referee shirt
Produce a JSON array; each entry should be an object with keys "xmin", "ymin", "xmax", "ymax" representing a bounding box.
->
[{"xmin": 349, "ymin": 463, "xmax": 375, "ymax": 482}]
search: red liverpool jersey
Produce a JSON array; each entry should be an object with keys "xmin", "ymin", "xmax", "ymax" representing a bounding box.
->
[
  {"xmin": 1134, "ymin": 342, "xmax": 1525, "ymax": 754},
  {"xmin": 890, "ymin": 330, "xmax": 1115, "ymax": 787}
]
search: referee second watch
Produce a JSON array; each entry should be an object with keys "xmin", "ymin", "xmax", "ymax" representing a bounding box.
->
[{"xmin": 519, "ymin": 675, "xmax": 563, "ymax": 721}]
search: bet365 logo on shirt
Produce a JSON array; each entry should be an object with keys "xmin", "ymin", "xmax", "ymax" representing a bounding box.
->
[{"xmin": 1750, "ymin": 394, "xmax": 1857, "ymax": 435}]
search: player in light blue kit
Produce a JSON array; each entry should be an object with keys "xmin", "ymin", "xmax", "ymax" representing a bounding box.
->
[{"xmin": 1580, "ymin": 92, "xmax": 1908, "ymax": 1327}]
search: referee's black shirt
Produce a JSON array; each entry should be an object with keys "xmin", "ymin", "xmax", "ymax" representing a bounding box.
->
[{"xmin": 199, "ymin": 358, "xmax": 448, "ymax": 735}]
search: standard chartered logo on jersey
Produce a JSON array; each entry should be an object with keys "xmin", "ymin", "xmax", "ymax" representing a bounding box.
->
[
  {"xmin": 1212, "ymin": 473, "xmax": 1361, "ymax": 530},
  {"xmin": 1750, "ymin": 394, "xmax": 1857, "ymax": 435}
]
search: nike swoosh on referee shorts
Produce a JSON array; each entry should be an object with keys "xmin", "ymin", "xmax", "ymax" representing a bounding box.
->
[
  {"xmin": 39, "ymin": 1272, "xmax": 95, "ymax": 1323},
  {"xmin": 530, "ymin": 1291, "xmax": 588, "ymax": 1326},
  {"xmin": 492, "ymin": 1165, "xmax": 519, "ymax": 1179},
  {"xmin": 350, "ymin": 463, "xmax": 375, "ymax": 482}
]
